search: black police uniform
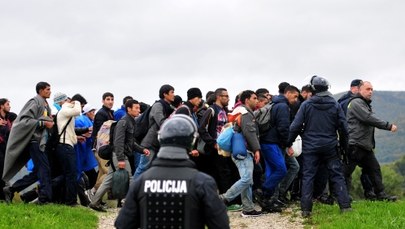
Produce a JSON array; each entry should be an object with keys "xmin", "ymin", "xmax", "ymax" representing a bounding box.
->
[
  {"xmin": 115, "ymin": 157, "xmax": 229, "ymax": 229},
  {"xmin": 115, "ymin": 114, "xmax": 229, "ymax": 229}
]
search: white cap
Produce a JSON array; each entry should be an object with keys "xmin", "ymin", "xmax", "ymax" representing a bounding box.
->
[{"xmin": 83, "ymin": 104, "xmax": 96, "ymax": 114}]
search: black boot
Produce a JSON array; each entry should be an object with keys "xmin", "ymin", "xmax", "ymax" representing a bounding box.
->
[
  {"xmin": 376, "ymin": 191, "xmax": 397, "ymax": 202},
  {"xmin": 3, "ymin": 186, "xmax": 14, "ymax": 204}
]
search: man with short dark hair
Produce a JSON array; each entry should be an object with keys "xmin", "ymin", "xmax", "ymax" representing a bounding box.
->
[
  {"xmin": 114, "ymin": 96, "xmax": 133, "ymax": 121},
  {"xmin": 134, "ymin": 84, "xmax": 175, "ymax": 177},
  {"xmin": 219, "ymin": 90, "xmax": 262, "ymax": 217},
  {"xmin": 3, "ymin": 82, "xmax": 54, "ymax": 204},
  {"xmin": 258, "ymin": 85, "xmax": 300, "ymax": 212},
  {"xmin": 338, "ymin": 79, "xmax": 362, "ymax": 115},
  {"xmin": 91, "ymin": 92, "xmax": 115, "ymax": 196},
  {"xmin": 0, "ymin": 98, "xmax": 15, "ymax": 200},
  {"xmin": 198, "ymin": 88, "xmax": 237, "ymax": 197},
  {"xmin": 89, "ymin": 99, "xmax": 150, "ymax": 211}
]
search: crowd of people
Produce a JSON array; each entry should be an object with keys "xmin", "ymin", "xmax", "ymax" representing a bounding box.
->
[{"xmin": 0, "ymin": 78, "xmax": 399, "ymax": 228}]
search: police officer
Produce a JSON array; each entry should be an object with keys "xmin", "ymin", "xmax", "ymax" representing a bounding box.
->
[
  {"xmin": 115, "ymin": 114, "xmax": 229, "ymax": 229},
  {"xmin": 288, "ymin": 76, "xmax": 352, "ymax": 218}
]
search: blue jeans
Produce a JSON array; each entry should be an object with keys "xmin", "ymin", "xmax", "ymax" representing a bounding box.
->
[
  {"xmin": 260, "ymin": 143, "xmax": 287, "ymax": 197},
  {"xmin": 134, "ymin": 149, "xmax": 156, "ymax": 178},
  {"xmin": 223, "ymin": 153, "xmax": 255, "ymax": 211},
  {"xmin": 301, "ymin": 150, "xmax": 351, "ymax": 212}
]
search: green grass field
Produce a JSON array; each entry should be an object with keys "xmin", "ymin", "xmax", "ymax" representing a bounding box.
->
[
  {"xmin": 0, "ymin": 203, "xmax": 98, "ymax": 229},
  {"xmin": 305, "ymin": 200, "xmax": 405, "ymax": 229}
]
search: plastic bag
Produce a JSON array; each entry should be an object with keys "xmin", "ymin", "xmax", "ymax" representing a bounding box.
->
[
  {"xmin": 112, "ymin": 169, "xmax": 129, "ymax": 199},
  {"xmin": 231, "ymin": 132, "xmax": 247, "ymax": 160},
  {"xmin": 217, "ymin": 123, "xmax": 234, "ymax": 152}
]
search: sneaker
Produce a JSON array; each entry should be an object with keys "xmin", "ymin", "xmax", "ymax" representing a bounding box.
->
[
  {"xmin": 89, "ymin": 202, "xmax": 107, "ymax": 212},
  {"xmin": 241, "ymin": 210, "xmax": 262, "ymax": 218},
  {"xmin": 364, "ymin": 190, "xmax": 377, "ymax": 201},
  {"xmin": 376, "ymin": 192, "xmax": 397, "ymax": 202},
  {"xmin": 278, "ymin": 195, "xmax": 289, "ymax": 205},
  {"xmin": 218, "ymin": 194, "xmax": 228, "ymax": 204},
  {"xmin": 261, "ymin": 200, "xmax": 283, "ymax": 213},
  {"xmin": 316, "ymin": 194, "xmax": 334, "ymax": 205},
  {"xmin": 85, "ymin": 189, "xmax": 95, "ymax": 202},
  {"xmin": 227, "ymin": 204, "xmax": 243, "ymax": 212},
  {"xmin": 302, "ymin": 210, "xmax": 311, "ymax": 218},
  {"xmin": 273, "ymin": 198, "xmax": 287, "ymax": 208},
  {"xmin": 3, "ymin": 186, "xmax": 14, "ymax": 204},
  {"xmin": 253, "ymin": 189, "xmax": 268, "ymax": 208},
  {"xmin": 340, "ymin": 207, "xmax": 353, "ymax": 213}
]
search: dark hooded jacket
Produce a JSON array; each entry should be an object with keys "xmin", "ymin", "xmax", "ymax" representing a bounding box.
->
[
  {"xmin": 260, "ymin": 94, "xmax": 291, "ymax": 148},
  {"xmin": 288, "ymin": 92, "xmax": 348, "ymax": 154},
  {"xmin": 338, "ymin": 91, "xmax": 355, "ymax": 115},
  {"xmin": 115, "ymin": 157, "xmax": 229, "ymax": 229}
]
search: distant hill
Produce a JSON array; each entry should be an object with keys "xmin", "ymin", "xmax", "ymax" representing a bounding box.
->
[{"xmin": 333, "ymin": 91, "xmax": 405, "ymax": 163}]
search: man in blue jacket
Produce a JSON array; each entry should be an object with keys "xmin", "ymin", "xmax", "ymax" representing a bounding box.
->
[
  {"xmin": 258, "ymin": 85, "xmax": 299, "ymax": 212},
  {"xmin": 288, "ymin": 76, "xmax": 351, "ymax": 218}
]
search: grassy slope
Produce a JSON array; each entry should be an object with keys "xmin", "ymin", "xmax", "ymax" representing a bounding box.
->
[
  {"xmin": 305, "ymin": 200, "xmax": 405, "ymax": 229},
  {"xmin": 0, "ymin": 203, "xmax": 98, "ymax": 229}
]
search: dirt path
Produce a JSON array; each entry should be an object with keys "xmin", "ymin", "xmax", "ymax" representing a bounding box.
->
[{"xmin": 96, "ymin": 205, "xmax": 304, "ymax": 229}]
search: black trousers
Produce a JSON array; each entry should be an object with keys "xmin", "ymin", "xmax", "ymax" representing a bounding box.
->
[
  {"xmin": 344, "ymin": 145, "xmax": 385, "ymax": 194},
  {"xmin": 0, "ymin": 144, "xmax": 6, "ymax": 200},
  {"xmin": 301, "ymin": 149, "xmax": 351, "ymax": 212},
  {"xmin": 56, "ymin": 143, "xmax": 78, "ymax": 205}
]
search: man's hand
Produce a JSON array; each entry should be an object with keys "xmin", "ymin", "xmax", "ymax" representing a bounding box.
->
[
  {"xmin": 44, "ymin": 120, "xmax": 54, "ymax": 129},
  {"xmin": 391, "ymin": 124, "xmax": 398, "ymax": 132},
  {"xmin": 189, "ymin": 149, "xmax": 199, "ymax": 157},
  {"xmin": 118, "ymin": 161, "xmax": 126, "ymax": 169},
  {"xmin": 254, "ymin": 151, "xmax": 260, "ymax": 164},
  {"xmin": 287, "ymin": 147, "xmax": 294, "ymax": 157},
  {"xmin": 143, "ymin": 149, "xmax": 151, "ymax": 156},
  {"xmin": 77, "ymin": 135, "xmax": 86, "ymax": 143},
  {"xmin": 83, "ymin": 127, "xmax": 92, "ymax": 138}
]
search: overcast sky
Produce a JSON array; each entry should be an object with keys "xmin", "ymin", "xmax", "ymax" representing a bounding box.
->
[{"xmin": 1, "ymin": 0, "xmax": 404, "ymax": 113}]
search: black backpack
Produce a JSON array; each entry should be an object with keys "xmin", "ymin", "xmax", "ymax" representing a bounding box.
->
[
  {"xmin": 134, "ymin": 101, "xmax": 161, "ymax": 143},
  {"xmin": 45, "ymin": 113, "xmax": 72, "ymax": 154}
]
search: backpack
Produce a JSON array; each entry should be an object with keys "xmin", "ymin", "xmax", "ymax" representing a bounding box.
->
[
  {"xmin": 253, "ymin": 102, "xmax": 274, "ymax": 134},
  {"xmin": 45, "ymin": 114, "xmax": 72, "ymax": 154},
  {"xmin": 96, "ymin": 120, "xmax": 117, "ymax": 160},
  {"xmin": 134, "ymin": 101, "xmax": 163, "ymax": 143}
]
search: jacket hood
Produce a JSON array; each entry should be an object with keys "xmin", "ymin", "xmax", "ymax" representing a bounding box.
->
[
  {"xmin": 272, "ymin": 94, "xmax": 288, "ymax": 105},
  {"xmin": 337, "ymin": 91, "xmax": 353, "ymax": 103},
  {"xmin": 308, "ymin": 93, "xmax": 337, "ymax": 111}
]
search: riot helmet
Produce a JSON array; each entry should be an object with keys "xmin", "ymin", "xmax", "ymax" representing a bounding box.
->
[
  {"xmin": 157, "ymin": 114, "xmax": 198, "ymax": 159},
  {"xmin": 310, "ymin": 75, "xmax": 330, "ymax": 92}
]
